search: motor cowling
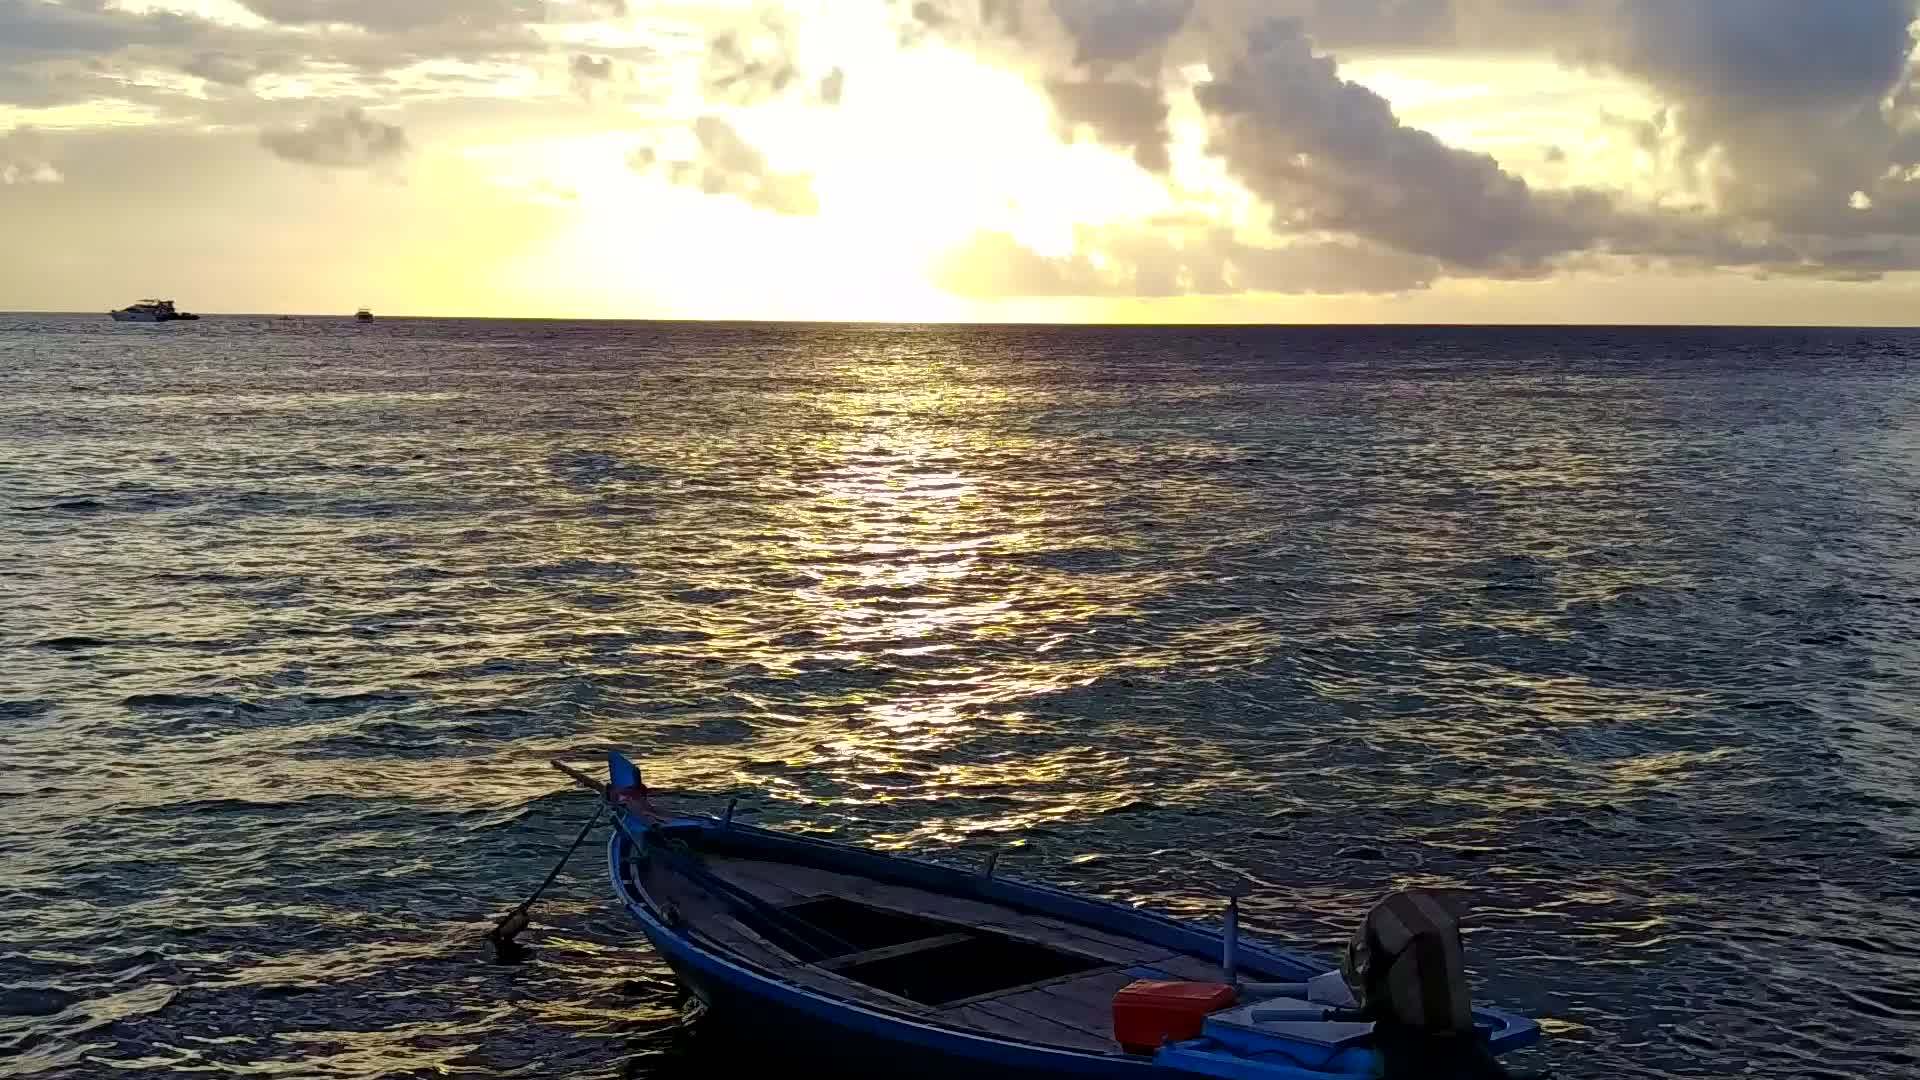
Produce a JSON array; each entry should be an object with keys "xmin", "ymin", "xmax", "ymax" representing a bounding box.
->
[
  {"xmin": 1344, "ymin": 891, "xmax": 1532, "ymax": 1079},
  {"xmin": 1344, "ymin": 889, "xmax": 1474, "ymax": 1035}
]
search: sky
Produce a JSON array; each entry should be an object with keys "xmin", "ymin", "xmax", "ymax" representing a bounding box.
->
[{"xmin": 7, "ymin": 1, "xmax": 1920, "ymax": 323}]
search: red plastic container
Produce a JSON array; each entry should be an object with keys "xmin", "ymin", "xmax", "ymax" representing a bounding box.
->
[{"xmin": 1112, "ymin": 979, "xmax": 1238, "ymax": 1053}]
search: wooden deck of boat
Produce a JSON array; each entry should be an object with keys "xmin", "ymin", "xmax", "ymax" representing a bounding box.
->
[{"xmin": 639, "ymin": 853, "xmax": 1231, "ymax": 1055}]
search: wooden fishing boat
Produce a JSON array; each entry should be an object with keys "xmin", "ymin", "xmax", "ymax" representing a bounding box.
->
[{"xmin": 565, "ymin": 753, "xmax": 1543, "ymax": 1079}]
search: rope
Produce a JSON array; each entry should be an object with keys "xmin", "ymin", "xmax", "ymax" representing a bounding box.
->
[{"xmin": 485, "ymin": 801, "xmax": 605, "ymax": 963}]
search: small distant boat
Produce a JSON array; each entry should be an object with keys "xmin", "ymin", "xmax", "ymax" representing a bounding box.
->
[
  {"xmin": 110, "ymin": 299, "xmax": 199, "ymax": 322},
  {"xmin": 355, "ymin": 308, "xmax": 373, "ymax": 321},
  {"xmin": 550, "ymin": 753, "xmax": 1543, "ymax": 1080}
]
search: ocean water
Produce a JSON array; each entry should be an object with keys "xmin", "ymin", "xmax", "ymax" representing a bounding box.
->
[{"xmin": 2, "ymin": 315, "xmax": 1918, "ymax": 1080}]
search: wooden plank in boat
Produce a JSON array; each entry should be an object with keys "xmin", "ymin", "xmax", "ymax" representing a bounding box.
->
[
  {"xmin": 691, "ymin": 856, "xmax": 1178, "ymax": 968},
  {"xmin": 781, "ymin": 952, "xmax": 932, "ymax": 1014},
  {"xmin": 703, "ymin": 856, "xmax": 813, "ymax": 905},
  {"xmin": 707, "ymin": 859, "xmax": 890, "ymax": 904},
  {"xmin": 640, "ymin": 862, "xmax": 789, "ymax": 969},
  {"xmin": 699, "ymin": 911, "xmax": 935, "ymax": 1016},
  {"xmin": 645, "ymin": 859, "xmax": 1159, "ymax": 1055},
  {"xmin": 946, "ymin": 1000, "xmax": 1118, "ymax": 1055},
  {"xmin": 938, "ymin": 962, "xmax": 1131, "ymax": 1010},
  {"xmin": 983, "ymin": 968, "xmax": 1139, "ymax": 1039},
  {"xmin": 640, "ymin": 861, "xmax": 933, "ymax": 1016},
  {"xmin": 970, "ymin": 913, "xmax": 1165, "ymax": 966},
  {"xmin": 746, "ymin": 861, "xmax": 1170, "ymax": 963},
  {"xmin": 816, "ymin": 933, "xmax": 973, "ymax": 972},
  {"xmin": 1137, "ymin": 952, "xmax": 1230, "ymax": 982}
]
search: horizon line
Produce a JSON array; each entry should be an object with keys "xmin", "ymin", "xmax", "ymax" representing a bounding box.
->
[{"xmin": 7, "ymin": 310, "xmax": 1920, "ymax": 331}]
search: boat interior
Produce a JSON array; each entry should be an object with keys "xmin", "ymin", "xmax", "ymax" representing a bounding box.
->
[{"xmin": 629, "ymin": 839, "xmax": 1245, "ymax": 1055}]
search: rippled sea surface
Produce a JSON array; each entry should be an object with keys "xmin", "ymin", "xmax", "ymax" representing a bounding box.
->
[{"xmin": 4, "ymin": 316, "xmax": 1919, "ymax": 1080}]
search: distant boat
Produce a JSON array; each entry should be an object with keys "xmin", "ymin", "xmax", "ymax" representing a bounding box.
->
[
  {"xmin": 355, "ymin": 308, "xmax": 374, "ymax": 321},
  {"xmin": 110, "ymin": 299, "xmax": 199, "ymax": 322}
]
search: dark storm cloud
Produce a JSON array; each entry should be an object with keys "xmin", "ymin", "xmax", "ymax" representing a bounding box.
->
[
  {"xmin": 639, "ymin": 116, "xmax": 818, "ymax": 216},
  {"xmin": 261, "ymin": 107, "xmax": 409, "ymax": 168}
]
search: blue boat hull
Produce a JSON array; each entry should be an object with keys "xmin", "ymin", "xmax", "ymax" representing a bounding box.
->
[{"xmin": 605, "ymin": 813, "xmax": 1541, "ymax": 1079}]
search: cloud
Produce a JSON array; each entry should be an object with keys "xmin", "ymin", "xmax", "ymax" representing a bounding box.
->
[
  {"xmin": 1569, "ymin": 1, "xmax": 1914, "ymax": 112},
  {"xmin": 571, "ymin": 53, "xmax": 614, "ymax": 82},
  {"xmin": 235, "ymin": 0, "xmax": 539, "ymax": 34},
  {"xmin": 1046, "ymin": 77, "xmax": 1170, "ymax": 172},
  {"xmin": 0, "ymin": 0, "xmax": 557, "ymax": 114},
  {"xmin": 0, "ymin": 0, "xmax": 202, "ymax": 57},
  {"xmin": 568, "ymin": 51, "xmax": 625, "ymax": 98},
  {"xmin": 0, "ymin": 0, "xmax": 210, "ymax": 106},
  {"xmin": 903, "ymin": 0, "xmax": 1920, "ymax": 287},
  {"xmin": 261, "ymin": 107, "xmax": 409, "ymax": 169},
  {"xmin": 12, "ymin": 0, "xmax": 1920, "ymax": 308},
  {"xmin": 184, "ymin": 50, "xmax": 293, "ymax": 87},
  {"xmin": 640, "ymin": 116, "xmax": 818, "ymax": 216},
  {"xmin": 1051, "ymin": 0, "xmax": 1193, "ymax": 66},
  {"xmin": 1195, "ymin": 20, "xmax": 1611, "ymax": 271},
  {"xmin": 1266, "ymin": 1, "xmax": 1920, "ymax": 236},
  {"xmin": 703, "ymin": 13, "xmax": 800, "ymax": 104},
  {"xmin": 934, "ymin": 225, "xmax": 1438, "ymax": 297},
  {"xmin": 904, "ymin": 3, "xmax": 1607, "ymax": 270},
  {"xmin": 0, "ymin": 126, "xmax": 62, "ymax": 185}
]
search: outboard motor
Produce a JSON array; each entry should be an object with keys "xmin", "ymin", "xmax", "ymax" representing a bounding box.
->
[{"xmin": 1344, "ymin": 891, "xmax": 1537, "ymax": 1079}]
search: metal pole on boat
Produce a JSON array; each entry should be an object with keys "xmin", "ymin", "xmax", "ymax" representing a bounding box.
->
[
  {"xmin": 1222, "ymin": 895, "xmax": 1239, "ymax": 984},
  {"xmin": 985, "ymin": 851, "xmax": 1000, "ymax": 879},
  {"xmin": 724, "ymin": 797, "xmax": 738, "ymax": 826}
]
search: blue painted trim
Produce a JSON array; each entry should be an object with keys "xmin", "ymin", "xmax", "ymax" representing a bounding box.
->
[{"xmin": 1153, "ymin": 1043, "xmax": 1375, "ymax": 1080}]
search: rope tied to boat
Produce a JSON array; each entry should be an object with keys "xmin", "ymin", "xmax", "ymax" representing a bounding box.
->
[{"xmin": 484, "ymin": 800, "xmax": 605, "ymax": 964}]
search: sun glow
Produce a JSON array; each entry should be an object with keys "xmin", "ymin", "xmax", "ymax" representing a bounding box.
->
[{"xmin": 480, "ymin": 34, "xmax": 1186, "ymax": 321}]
